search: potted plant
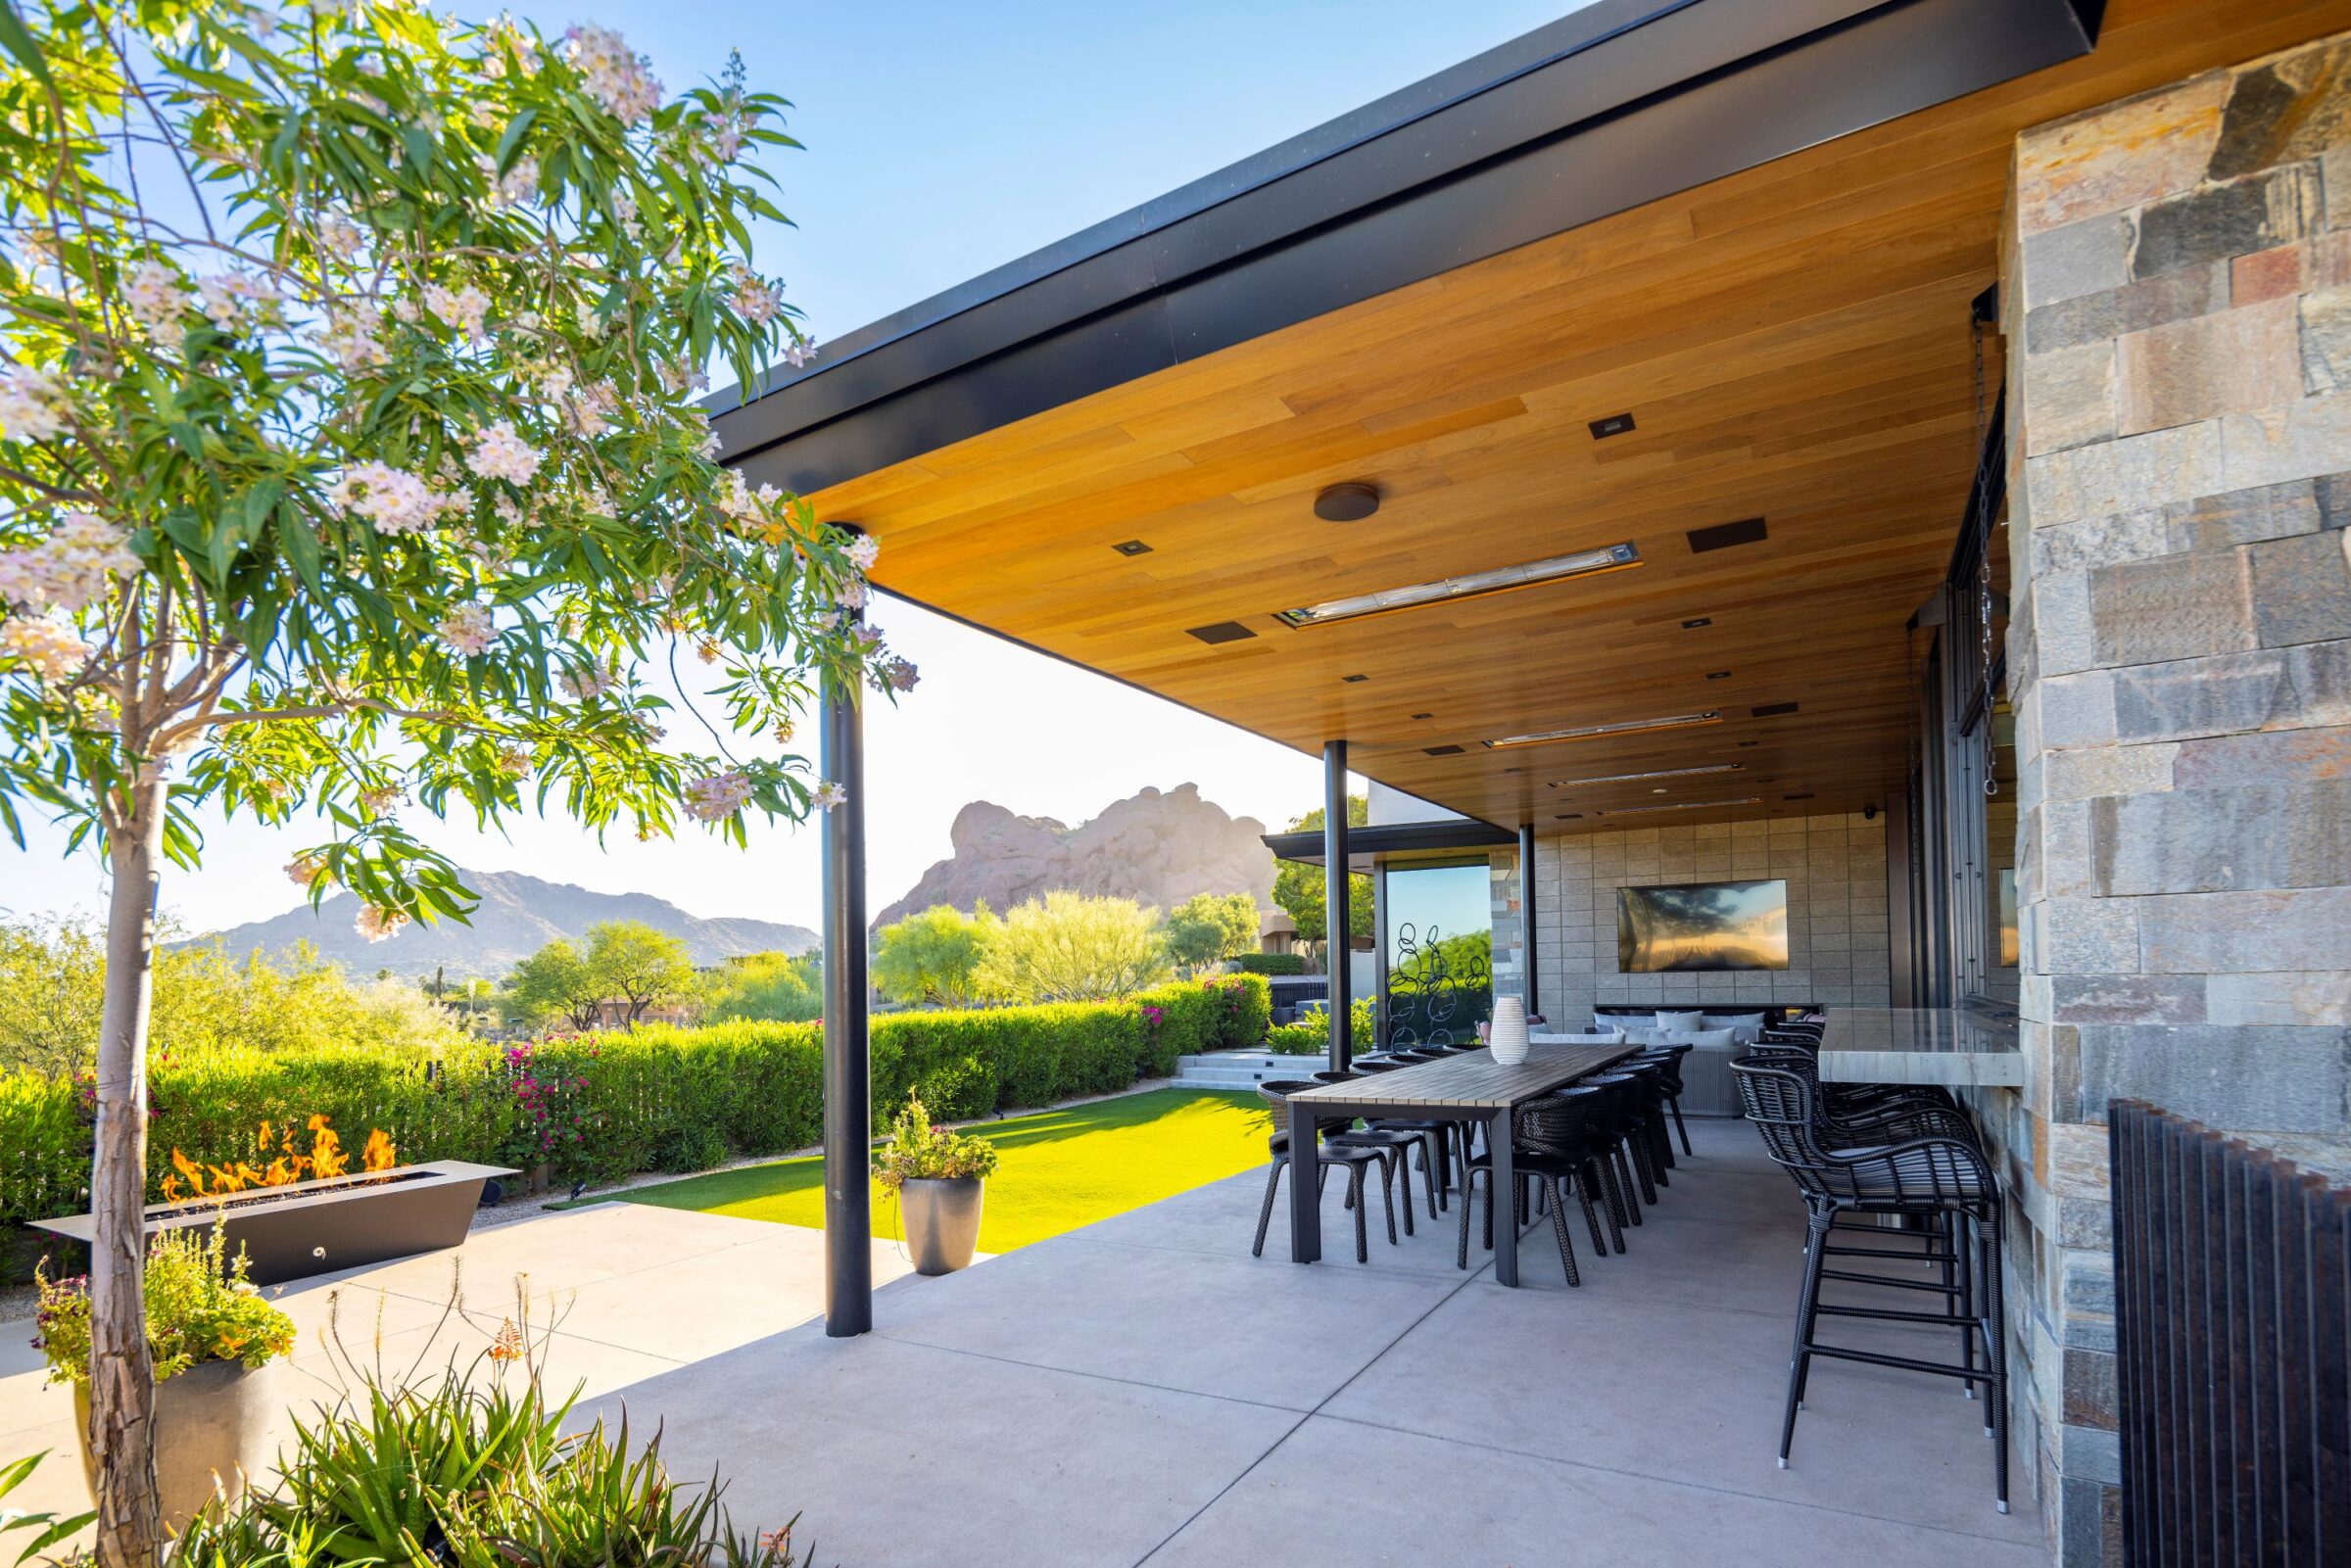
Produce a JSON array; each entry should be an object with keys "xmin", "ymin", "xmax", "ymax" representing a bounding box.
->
[
  {"xmin": 34, "ymin": 1221, "xmax": 297, "ymax": 1533},
  {"xmin": 874, "ymin": 1094, "xmax": 1000, "ymax": 1276}
]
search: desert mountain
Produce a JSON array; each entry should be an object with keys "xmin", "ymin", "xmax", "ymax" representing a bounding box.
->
[
  {"xmin": 875, "ymin": 783, "xmax": 1275, "ymax": 928},
  {"xmin": 200, "ymin": 869, "xmax": 816, "ymax": 978}
]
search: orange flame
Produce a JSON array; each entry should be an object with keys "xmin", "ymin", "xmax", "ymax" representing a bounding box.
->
[{"xmin": 162, "ymin": 1115, "xmax": 398, "ymax": 1200}]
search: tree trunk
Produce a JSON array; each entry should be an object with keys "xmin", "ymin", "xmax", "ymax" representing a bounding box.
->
[{"xmin": 88, "ymin": 766, "xmax": 168, "ymax": 1568}]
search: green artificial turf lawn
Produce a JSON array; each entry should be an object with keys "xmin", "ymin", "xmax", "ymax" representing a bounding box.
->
[{"xmin": 618, "ymin": 1088, "xmax": 1272, "ymax": 1254}]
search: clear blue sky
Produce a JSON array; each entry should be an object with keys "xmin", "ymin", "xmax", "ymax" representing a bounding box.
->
[{"xmin": 0, "ymin": 0, "xmax": 1576, "ymax": 940}]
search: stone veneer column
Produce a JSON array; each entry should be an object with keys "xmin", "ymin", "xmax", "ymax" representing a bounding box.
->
[{"xmin": 2004, "ymin": 33, "xmax": 2351, "ymax": 1565}]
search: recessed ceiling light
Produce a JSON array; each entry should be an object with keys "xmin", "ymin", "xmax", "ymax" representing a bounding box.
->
[
  {"xmin": 1423, "ymin": 743, "xmax": 1464, "ymax": 756},
  {"xmin": 1737, "ymin": 740, "xmax": 1760, "ymax": 748},
  {"xmin": 1681, "ymin": 617, "xmax": 1711, "ymax": 629},
  {"xmin": 1704, "ymin": 671, "xmax": 1732, "ymax": 681},
  {"xmin": 1314, "ymin": 482, "xmax": 1381, "ymax": 523},
  {"xmin": 1594, "ymin": 796, "xmax": 1762, "ymax": 817},
  {"xmin": 1112, "ymin": 539, "xmax": 1153, "ymax": 556},
  {"xmin": 1651, "ymin": 787, "xmax": 1668, "ymax": 794},
  {"xmin": 1184, "ymin": 621, "xmax": 1256, "ymax": 644},
  {"xmin": 1550, "ymin": 763, "xmax": 1744, "ymax": 787},
  {"xmin": 1751, "ymin": 701, "xmax": 1799, "ymax": 718},
  {"xmin": 1555, "ymin": 812, "xmax": 1584, "ymax": 820},
  {"xmin": 1409, "ymin": 712, "xmax": 1434, "ymax": 721},
  {"xmin": 1341, "ymin": 673, "xmax": 1369, "ymax": 684},
  {"xmin": 1588, "ymin": 412, "xmax": 1636, "ymax": 440},
  {"xmin": 1783, "ymin": 792, "xmax": 1815, "ymax": 801},
  {"xmin": 1486, "ymin": 710, "xmax": 1719, "ymax": 750},
  {"xmin": 1276, "ymin": 543, "xmax": 1639, "ymax": 628}
]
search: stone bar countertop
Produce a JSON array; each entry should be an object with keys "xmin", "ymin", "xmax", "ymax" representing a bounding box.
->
[{"xmin": 1816, "ymin": 1007, "xmax": 2025, "ymax": 1088}]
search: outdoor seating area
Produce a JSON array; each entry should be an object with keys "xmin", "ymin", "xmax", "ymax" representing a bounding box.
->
[{"xmin": 0, "ymin": 1092, "xmax": 2044, "ymax": 1567}]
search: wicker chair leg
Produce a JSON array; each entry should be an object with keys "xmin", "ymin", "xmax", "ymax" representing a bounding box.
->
[
  {"xmin": 1780, "ymin": 1207, "xmax": 1832, "ymax": 1466},
  {"xmin": 1593, "ymin": 1151, "xmax": 1629, "ymax": 1246},
  {"xmin": 1613, "ymin": 1142, "xmax": 1647, "ymax": 1224},
  {"xmin": 1348, "ymin": 1164, "xmax": 1369, "ymax": 1263},
  {"xmin": 1252, "ymin": 1157, "xmax": 1284, "ymax": 1259},
  {"xmin": 1574, "ymin": 1172, "xmax": 1608, "ymax": 1258},
  {"xmin": 1667, "ymin": 1093, "xmax": 1693, "ymax": 1157},
  {"xmin": 1422, "ymin": 1132, "xmax": 1443, "ymax": 1219},
  {"xmin": 1379, "ymin": 1151, "xmax": 1402, "ymax": 1245},
  {"xmin": 1548, "ymin": 1179, "xmax": 1581, "ymax": 1288},
  {"xmin": 1628, "ymin": 1129, "xmax": 1659, "ymax": 1206},
  {"xmin": 1394, "ymin": 1148, "xmax": 1416, "ymax": 1237}
]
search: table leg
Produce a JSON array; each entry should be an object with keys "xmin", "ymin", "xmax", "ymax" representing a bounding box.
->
[
  {"xmin": 1290, "ymin": 1107, "xmax": 1322, "ymax": 1263},
  {"xmin": 1490, "ymin": 1108, "xmax": 1518, "ymax": 1287}
]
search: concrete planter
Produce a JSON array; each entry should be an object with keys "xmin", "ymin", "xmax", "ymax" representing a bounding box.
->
[
  {"xmin": 72, "ymin": 1355, "xmax": 285, "ymax": 1533},
  {"xmin": 34, "ymin": 1162, "xmax": 514, "ymax": 1285},
  {"xmin": 899, "ymin": 1176, "xmax": 984, "ymax": 1275}
]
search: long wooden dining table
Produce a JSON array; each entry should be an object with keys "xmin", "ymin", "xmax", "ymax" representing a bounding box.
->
[{"xmin": 1283, "ymin": 1042, "xmax": 1638, "ymax": 1286}]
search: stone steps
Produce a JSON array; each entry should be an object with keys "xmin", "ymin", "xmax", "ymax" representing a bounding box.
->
[{"xmin": 1171, "ymin": 1051, "xmax": 1324, "ymax": 1090}]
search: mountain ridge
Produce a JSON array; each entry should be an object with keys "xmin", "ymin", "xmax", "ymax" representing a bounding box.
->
[{"xmin": 199, "ymin": 868, "xmax": 816, "ymax": 978}]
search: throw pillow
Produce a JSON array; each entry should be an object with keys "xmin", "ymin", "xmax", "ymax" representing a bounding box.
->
[{"xmin": 1656, "ymin": 1009, "xmax": 1705, "ymax": 1032}]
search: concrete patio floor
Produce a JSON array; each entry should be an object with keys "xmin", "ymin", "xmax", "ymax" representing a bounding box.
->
[{"xmin": 1, "ymin": 1117, "xmax": 2046, "ymax": 1566}]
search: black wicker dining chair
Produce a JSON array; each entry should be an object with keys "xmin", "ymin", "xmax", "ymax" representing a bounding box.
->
[
  {"xmin": 1548, "ymin": 1083, "xmax": 1628, "ymax": 1254},
  {"xmin": 1730, "ymin": 1057, "xmax": 2010, "ymax": 1512},
  {"xmin": 1251, "ymin": 1079, "xmax": 1400, "ymax": 1263},
  {"xmin": 1634, "ymin": 1043, "xmax": 1697, "ymax": 1157},
  {"xmin": 1349, "ymin": 1059, "xmax": 1455, "ymax": 1216},
  {"xmin": 1454, "ymin": 1096, "xmax": 1609, "ymax": 1285}
]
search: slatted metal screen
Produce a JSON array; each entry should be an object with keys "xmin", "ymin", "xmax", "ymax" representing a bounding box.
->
[{"xmin": 2109, "ymin": 1099, "xmax": 2351, "ymax": 1566}]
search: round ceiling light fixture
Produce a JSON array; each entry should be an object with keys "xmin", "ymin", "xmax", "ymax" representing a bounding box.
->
[{"xmin": 1314, "ymin": 481, "xmax": 1381, "ymax": 523}]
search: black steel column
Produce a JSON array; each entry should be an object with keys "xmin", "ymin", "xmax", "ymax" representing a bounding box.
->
[
  {"xmin": 1518, "ymin": 823, "xmax": 1540, "ymax": 1021},
  {"xmin": 820, "ymin": 650, "xmax": 872, "ymax": 1338},
  {"xmin": 1323, "ymin": 740, "xmax": 1351, "ymax": 1073}
]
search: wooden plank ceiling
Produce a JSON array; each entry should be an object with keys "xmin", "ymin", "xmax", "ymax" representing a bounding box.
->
[{"xmin": 812, "ymin": 0, "xmax": 2351, "ymax": 834}]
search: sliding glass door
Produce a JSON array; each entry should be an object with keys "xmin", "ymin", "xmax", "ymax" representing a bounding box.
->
[{"xmin": 1380, "ymin": 861, "xmax": 1493, "ymax": 1047}]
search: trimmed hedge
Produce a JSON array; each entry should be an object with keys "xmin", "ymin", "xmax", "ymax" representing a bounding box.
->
[
  {"xmin": 1227, "ymin": 952, "xmax": 1306, "ymax": 976},
  {"xmin": 1267, "ymin": 997, "xmax": 1379, "ymax": 1055},
  {"xmin": 0, "ymin": 974, "xmax": 1271, "ymax": 1240}
]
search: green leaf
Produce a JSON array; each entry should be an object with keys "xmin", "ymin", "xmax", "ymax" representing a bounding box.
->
[
  {"xmin": 494, "ymin": 108, "xmax": 537, "ymax": 172},
  {"xmin": 0, "ymin": 0, "xmax": 54, "ymax": 92},
  {"xmin": 276, "ymin": 505, "xmax": 324, "ymax": 594}
]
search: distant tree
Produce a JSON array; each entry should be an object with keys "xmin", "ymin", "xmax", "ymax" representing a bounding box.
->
[
  {"xmin": 502, "ymin": 939, "xmax": 602, "ymax": 1031},
  {"xmin": 584, "ymin": 921, "xmax": 697, "ymax": 1024},
  {"xmin": 872, "ymin": 903, "xmax": 993, "ymax": 1007},
  {"xmin": 972, "ymin": 891, "xmax": 1173, "ymax": 1003},
  {"xmin": 703, "ymin": 949, "xmax": 822, "ymax": 1022},
  {"xmin": 1163, "ymin": 891, "xmax": 1260, "ymax": 974},
  {"xmin": 1272, "ymin": 798, "xmax": 1372, "ymax": 949}
]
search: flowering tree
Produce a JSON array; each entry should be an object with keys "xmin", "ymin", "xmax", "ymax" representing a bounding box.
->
[{"xmin": 0, "ymin": 3, "xmax": 913, "ymax": 1559}]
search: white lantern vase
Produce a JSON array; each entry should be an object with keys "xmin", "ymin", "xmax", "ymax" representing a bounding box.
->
[{"xmin": 1489, "ymin": 997, "xmax": 1531, "ymax": 1066}]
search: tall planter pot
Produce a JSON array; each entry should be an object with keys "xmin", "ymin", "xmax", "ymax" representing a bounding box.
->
[
  {"xmin": 72, "ymin": 1355, "xmax": 286, "ymax": 1533},
  {"xmin": 899, "ymin": 1176, "xmax": 984, "ymax": 1275}
]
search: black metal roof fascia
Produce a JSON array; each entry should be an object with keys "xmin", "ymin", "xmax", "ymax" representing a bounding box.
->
[
  {"xmin": 711, "ymin": 0, "xmax": 2098, "ymax": 496},
  {"xmin": 1263, "ymin": 819, "xmax": 1519, "ymax": 868}
]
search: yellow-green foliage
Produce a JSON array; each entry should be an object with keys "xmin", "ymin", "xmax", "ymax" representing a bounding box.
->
[
  {"xmin": 0, "ymin": 974, "xmax": 1273, "ymax": 1237},
  {"xmin": 33, "ymin": 1221, "xmax": 296, "ymax": 1387},
  {"xmin": 0, "ymin": 918, "xmax": 465, "ymax": 1076}
]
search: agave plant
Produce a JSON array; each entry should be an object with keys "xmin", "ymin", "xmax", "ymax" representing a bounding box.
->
[
  {"xmin": 168, "ymin": 1274, "xmax": 810, "ymax": 1567},
  {"xmin": 0, "ymin": 1449, "xmax": 95, "ymax": 1567}
]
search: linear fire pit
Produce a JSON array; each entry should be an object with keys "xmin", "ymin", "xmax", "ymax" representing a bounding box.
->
[{"xmin": 35, "ymin": 1162, "xmax": 516, "ymax": 1285}]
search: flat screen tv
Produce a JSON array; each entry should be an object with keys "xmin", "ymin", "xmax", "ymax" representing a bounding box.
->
[{"xmin": 1616, "ymin": 879, "xmax": 1789, "ymax": 973}]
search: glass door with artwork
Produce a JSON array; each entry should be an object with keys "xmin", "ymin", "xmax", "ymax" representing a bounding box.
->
[{"xmin": 1381, "ymin": 861, "xmax": 1493, "ymax": 1048}]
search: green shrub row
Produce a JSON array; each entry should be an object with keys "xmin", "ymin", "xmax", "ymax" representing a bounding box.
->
[
  {"xmin": 1267, "ymin": 997, "xmax": 1379, "ymax": 1055},
  {"xmin": 0, "ymin": 974, "xmax": 1271, "ymax": 1239},
  {"xmin": 1226, "ymin": 952, "xmax": 1305, "ymax": 976}
]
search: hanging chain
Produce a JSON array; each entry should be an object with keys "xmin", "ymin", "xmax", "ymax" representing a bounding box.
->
[{"xmin": 1970, "ymin": 302, "xmax": 1999, "ymax": 798}]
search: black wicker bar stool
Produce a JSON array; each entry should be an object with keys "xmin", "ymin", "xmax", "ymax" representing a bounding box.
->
[
  {"xmin": 1251, "ymin": 1079, "xmax": 1400, "ymax": 1263},
  {"xmin": 1585, "ymin": 1069, "xmax": 1663, "ymax": 1213},
  {"xmin": 1729, "ymin": 1057, "xmax": 2010, "ymax": 1512}
]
